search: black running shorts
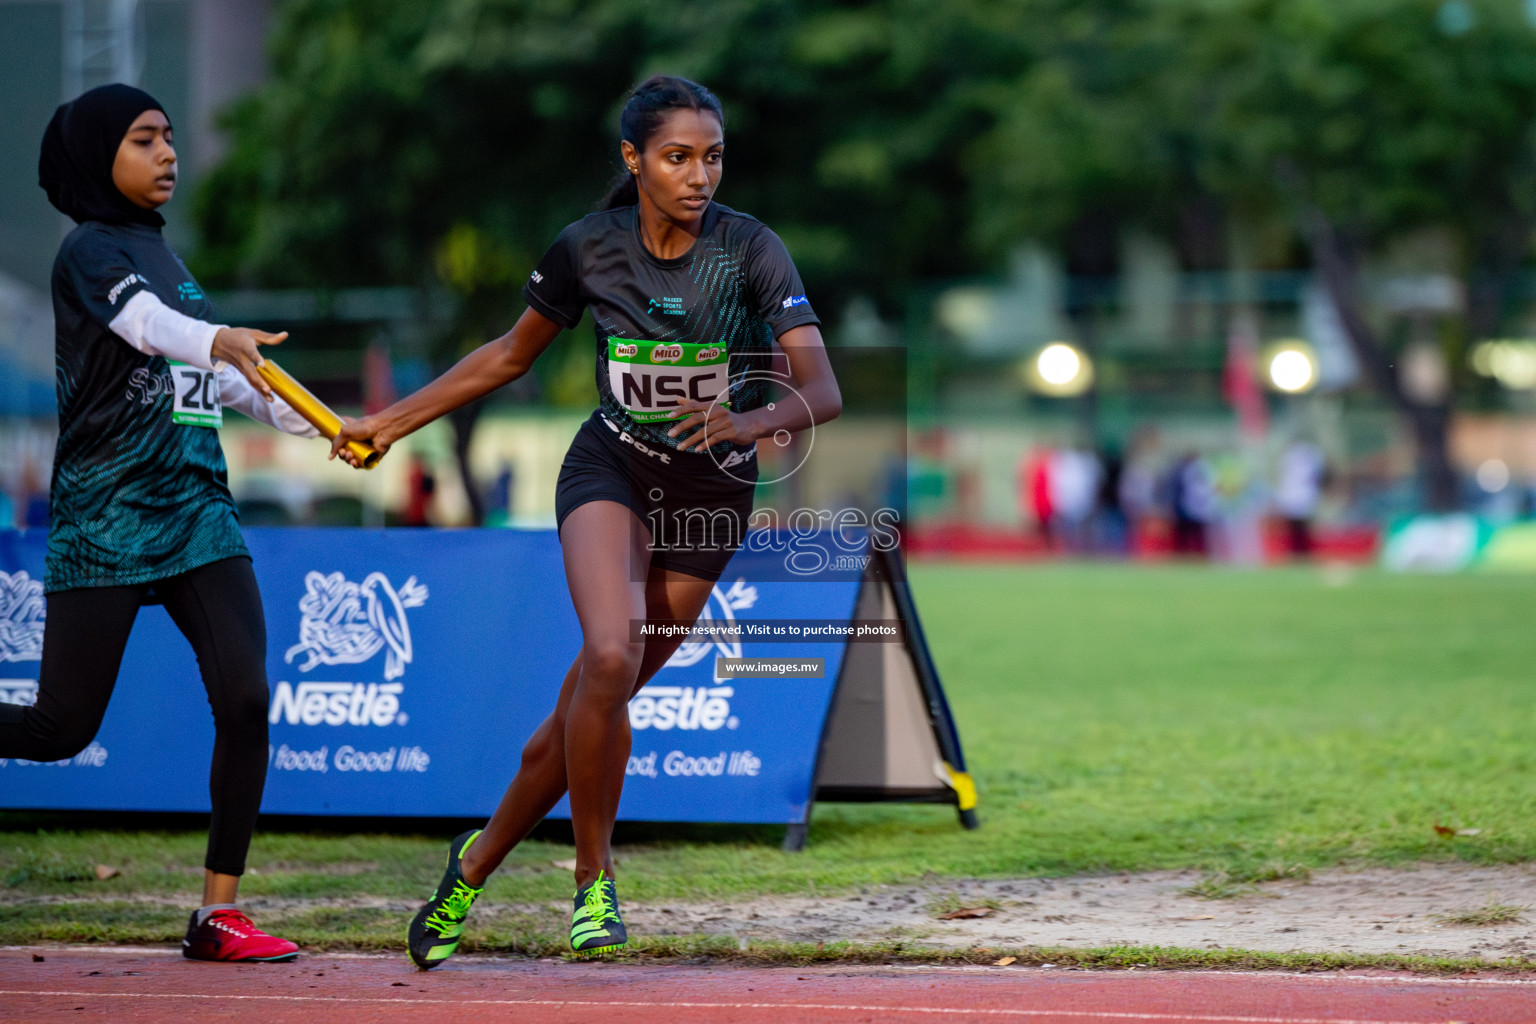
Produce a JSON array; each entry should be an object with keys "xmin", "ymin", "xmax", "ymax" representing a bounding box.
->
[{"xmin": 555, "ymin": 412, "xmax": 758, "ymax": 580}]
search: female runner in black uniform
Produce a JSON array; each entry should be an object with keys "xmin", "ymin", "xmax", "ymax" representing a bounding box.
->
[
  {"xmin": 0, "ymin": 84, "xmax": 318, "ymax": 962},
  {"xmin": 332, "ymin": 75, "xmax": 842, "ymax": 965}
]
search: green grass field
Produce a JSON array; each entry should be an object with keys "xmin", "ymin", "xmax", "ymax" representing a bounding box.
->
[{"xmin": 4, "ymin": 563, "xmax": 1534, "ymax": 950}]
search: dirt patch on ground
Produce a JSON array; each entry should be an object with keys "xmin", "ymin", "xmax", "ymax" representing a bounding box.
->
[
  {"xmin": 619, "ymin": 863, "xmax": 1536, "ymax": 959},
  {"xmin": 7, "ymin": 863, "xmax": 1534, "ymax": 959}
]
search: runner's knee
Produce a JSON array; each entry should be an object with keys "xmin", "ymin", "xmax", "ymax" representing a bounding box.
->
[
  {"xmin": 211, "ymin": 676, "xmax": 270, "ymax": 736},
  {"xmin": 580, "ymin": 640, "xmax": 643, "ymax": 690},
  {"xmin": 25, "ymin": 717, "xmax": 100, "ymax": 762}
]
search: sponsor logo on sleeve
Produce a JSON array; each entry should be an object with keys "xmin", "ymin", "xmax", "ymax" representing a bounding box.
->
[
  {"xmin": 780, "ymin": 295, "xmax": 808, "ymax": 309},
  {"xmin": 106, "ymin": 273, "xmax": 144, "ymax": 306},
  {"xmin": 530, "ymin": 270, "xmax": 544, "ymax": 283}
]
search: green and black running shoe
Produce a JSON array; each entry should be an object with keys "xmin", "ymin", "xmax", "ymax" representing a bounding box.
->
[
  {"xmin": 407, "ymin": 829, "xmax": 483, "ymax": 969},
  {"xmin": 570, "ymin": 870, "xmax": 627, "ymax": 955}
]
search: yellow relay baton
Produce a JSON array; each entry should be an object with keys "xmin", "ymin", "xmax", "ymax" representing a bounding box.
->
[{"xmin": 255, "ymin": 359, "xmax": 383, "ymax": 470}]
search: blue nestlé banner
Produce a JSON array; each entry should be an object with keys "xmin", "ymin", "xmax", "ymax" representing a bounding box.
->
[{"xmin": 0, "ymin": 528, "xmax": 862, "ymax": 826}]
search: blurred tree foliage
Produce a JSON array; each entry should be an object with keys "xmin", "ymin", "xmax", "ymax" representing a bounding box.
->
[
  {"xmin": 197, "ymin": 0, "xmax": 1153, "ymax": 300},
  {"xmin": 1161, "ymin": 0, "xmax": 1536, "ymax": 508},
  {"xmin": 198, "ymin": 0, "xmax": 1536, "ymax": 512}
]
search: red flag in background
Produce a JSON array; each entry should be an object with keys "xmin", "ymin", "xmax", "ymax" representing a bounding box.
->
[
  {"xmin": 1223, "ymin": 309, "xmax": 1267, "ymax": 440},
  {"xmin": 363, "ymin": 341, "xmax": 396, "ymax": 415}
]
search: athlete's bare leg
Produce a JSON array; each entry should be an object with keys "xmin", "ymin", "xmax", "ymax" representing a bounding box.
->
[
  {"xmin": 202, "ymin": 871, "xmax": 239, "ymax": 905},
  {"xmin": 460, "ymin": 500, "xmax": 716, "ymax": 888}
]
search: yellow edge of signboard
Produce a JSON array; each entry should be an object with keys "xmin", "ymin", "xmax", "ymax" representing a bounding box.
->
[{"xmin": 943, "ymin": 763, "xmax": 978, "ymax": 811}]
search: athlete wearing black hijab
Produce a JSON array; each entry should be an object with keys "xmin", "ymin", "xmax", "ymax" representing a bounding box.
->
[
  {"xmin": 1, "ymin": 84, "xmax": 317, "ymax": 962},
  {"xmin": 334, "ymin": 75, "xmax": 842, "ymax": 966}
]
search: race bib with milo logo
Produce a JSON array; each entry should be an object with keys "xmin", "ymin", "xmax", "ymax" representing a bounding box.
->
[
  {"xmin": 607, "ymin": 339, "xmax": 730, "ymax": 423},
  {"xmin": 167, "ymin": 360, "xmax": 222, "ymax": 427}
]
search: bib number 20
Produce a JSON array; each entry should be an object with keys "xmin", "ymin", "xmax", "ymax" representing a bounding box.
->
[{"xmin": 168, "ymin": 361, "xmax": 223, "ymax": 428}]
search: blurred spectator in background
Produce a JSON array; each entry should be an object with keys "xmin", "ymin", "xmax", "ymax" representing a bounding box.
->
[
  {"xmin": 362, "ymin": 341, "xmax": 396, "ymax": 415},
  {"xmin": 954, "ymin": 465, "xmax": 983, "ymax": 525},
  {"xmin": 404, "ymin": 456, "xmax": 436, "ymax": 527},
  {"xmin": 907, "ymin": 430, "xmax": 948, "ymax": 528},
  {"xmin": 1210, "ymin": 450, "xmax": 1266, "ymax": 565},
  {"xmin": 1022, "ymin": 448, "xmax": 1055, "ymax": 546},
  {"xmin": 484, "ymin": 462, "xmax": 516, "ymax": 527},
  {"xmin": 1119, "ymin": 428, "xmax": 1161, "ymax": 555},
  {"xmin": 1275, "ymin": 439, "xmax": 1326, "ymax": 557},
  {"xmin": 880, "ymin": 452, "xmax": 907, "ymax": 529},
  {"xmin": 1169, "ymin": 452, "xmax": 1216, "ymax": 557},
  {"xmin": 20, "ymin": 461, "xmax": 48, "ymax": 530},
  {"xmin": 1051, "ymin": 447, "xmax": 1102, "ymax": 553},
  {"xmin": 1094, "ymin": 445, "xmax": 1128, "ymax": 555}
]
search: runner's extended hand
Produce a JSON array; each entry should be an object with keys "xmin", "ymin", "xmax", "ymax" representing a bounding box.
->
[
  {"xmin": 330, "ymin": 415, "xmax": 392, "ymax": 469},
  {"xmin": 211, "ymin": 327, "xmax": 287, "ymax": 401}
]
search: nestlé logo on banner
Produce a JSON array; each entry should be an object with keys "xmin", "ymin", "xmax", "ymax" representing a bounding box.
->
[
  {"xmin": 0, "ymin": 570, "xmax": 44, "ymax": 709},
  {"xmin": 0, "ymin": 570, "xmax": 100, "ymax": 769},
  {"xmin": 628, "ymin": 579, "xmax": 755, "ymax": 733},
  {"xmin": 271, "ymin": 571, "xmax": 428, "ymax": 728}
]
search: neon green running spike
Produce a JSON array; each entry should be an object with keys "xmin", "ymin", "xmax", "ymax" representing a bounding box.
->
[
  {"xmin": 407, "ymin": 829, "xmax": 483, "ymax": 969},
  {"xmin": 570, "ymin": 870, "xmax": 628, "ymax": 955}
]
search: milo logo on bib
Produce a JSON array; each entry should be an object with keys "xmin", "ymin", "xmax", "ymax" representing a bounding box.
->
[{"xmin": 608, "ymin": 339, "xmax": 730, "ymax": 423}]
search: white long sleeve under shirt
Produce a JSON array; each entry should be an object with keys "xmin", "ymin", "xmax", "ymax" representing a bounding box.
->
[{"xmin": 107, "ymin": 290, "xmax": 319, "ymax": 438}]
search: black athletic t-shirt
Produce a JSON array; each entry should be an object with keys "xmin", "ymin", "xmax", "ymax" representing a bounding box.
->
[
  {"xmin": 522, "ymin": 203, "xmax": 820, "ymax": 453},
  {"xmin": 46, "ymin": 221, "xmax": 246, "ymax": 592}
]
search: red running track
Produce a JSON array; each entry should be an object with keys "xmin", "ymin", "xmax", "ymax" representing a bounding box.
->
[{"xmin": 1, "ymin": 947, "xmax": 1532, "ymax": 1023}]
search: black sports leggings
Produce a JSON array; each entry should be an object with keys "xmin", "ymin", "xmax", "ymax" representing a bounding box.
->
[{"xmin": 0, "ymin": 556, "xmax": 269, "ymax": 876}]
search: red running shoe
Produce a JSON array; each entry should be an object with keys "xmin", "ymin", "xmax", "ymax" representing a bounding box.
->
[{"xmin": 182, "ymin": 907, "xmax": 299, "ymax": 962}]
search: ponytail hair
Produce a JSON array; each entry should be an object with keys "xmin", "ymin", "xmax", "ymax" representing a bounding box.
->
[{"xmin": 597, "ymin": 75, "xmax": 724, "ymax": 211}]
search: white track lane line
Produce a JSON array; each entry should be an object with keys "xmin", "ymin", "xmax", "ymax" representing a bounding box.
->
[
  {"xmin": 6, "ymin": 946, "xmax": 1536, "ymax": 987},
  {"xmin": 881, "ymin": 966, "xmax": 1536, "ymax": 987},
  {"xmin": 4, "ymin": 947, "xmax": 1533, "ymax": 990},
  {"xmin": 0, "ymin": 990, "xmax": 1468, "ymax": 1023}
]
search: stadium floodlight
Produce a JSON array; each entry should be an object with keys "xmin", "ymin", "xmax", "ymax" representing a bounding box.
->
[
  {"xmin": 1469, "ymin": 340, "xmax": 1536, "ymax": 389},
  {"xmin": 1023, "ymin": 342, "xmax": 1093, "ymax": 396},
  {"xmin": 1264, "ymin": 340, "xmax": 1318, "ymax": 393},
  {"xmin": 1476, "ymin": 459, "xmax": 1510, "ymax": 494}
]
